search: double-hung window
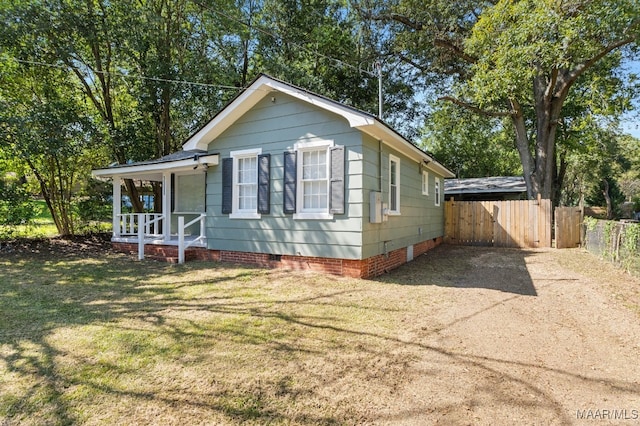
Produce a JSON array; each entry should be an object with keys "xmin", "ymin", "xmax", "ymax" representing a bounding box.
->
[
  {"xmin": 294, "ymin": 140, "xmax": 333, "ymax": 220},
  {"xmin": 226, "ymin": 148, "xmax": 263, "ymax": 219},
  {"xmin": 435, "ymin": 178, "xmax": 441, "ymax": 206},
  {"xmin": 389, "ymin": 154, "xmax": 400, "ymax": 215}
]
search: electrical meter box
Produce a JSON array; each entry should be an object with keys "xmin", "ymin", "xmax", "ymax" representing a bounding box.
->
[
  {"xmin": 370, "ymin": 191, "xmax": 382, "ymax": 223},
  {"xmin": 370, "ymin": 191, "xmax": 388, "ymax": 223}
]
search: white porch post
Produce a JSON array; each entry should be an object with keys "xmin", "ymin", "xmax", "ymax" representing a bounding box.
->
[
  {"xmin": 162, "ymin": 172, "xmax": 171, "ymax": 242},
  {"xmin": 178, "ymin": 216, "xmax": 185, "ymax": 264},
  {"xmin": 138, "ymin": 213, "xmax": 145, "ymax": 260},
  {"xmin": 112, "ymin": 176, "xmax": 121, "ymax": 238}
]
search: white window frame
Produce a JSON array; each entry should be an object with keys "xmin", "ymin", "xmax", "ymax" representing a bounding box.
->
[
  {"xmin": 422, "ymin": 170, "xmax": 429, "ymax": 196},
  {"xmin": 435, "ymin": 178, "xmax": 441, "ymax": 207},
  {"xmin": 230, "ymin": 148, "xmax": 261, "ymax": 219},
  {"xmin": 293, "ymin": 139, "xmax": 334, "ymax": 220},
  {"xmin": 388, "ymin": 154, "xmax": 401, "ymax": 215}
]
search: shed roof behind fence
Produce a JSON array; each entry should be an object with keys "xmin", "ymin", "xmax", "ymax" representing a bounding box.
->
[{"xmin": 445, "ymin": 176, "xmax": 526, "ymax": 195}]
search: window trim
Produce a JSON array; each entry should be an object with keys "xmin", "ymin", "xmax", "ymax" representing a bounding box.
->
[
  {"xmin": 422, "ymin": 170, "xmax": 429, "ymax": 196},
  {"xmin": 293, "ymin": 140, "xmax": 334, "ymax": 220},
  {"xmin": 435, "ymin": 178, "xmax": 441, "ymax": 207},
  {"xmin": 388, "ymin": 154, "xmax": 401, "ymax": 215},
  {"xmin": 230, "ymin": 148, "xmax": 261, "ymax": 219}
]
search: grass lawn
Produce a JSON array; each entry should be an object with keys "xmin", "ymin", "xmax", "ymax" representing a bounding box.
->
[{"xmin": 1, "ymin": 242, "xmax": 424, "ymax": 425}]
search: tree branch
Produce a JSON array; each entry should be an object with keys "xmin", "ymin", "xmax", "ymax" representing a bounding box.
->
[
  {"xmin": 434, "ymin": 38, "xmax": 477, "ymax": 64},
  {"xmin": 397, "ymin": 54, "xmax": 429, "ymax": 73},
  {"xmin": 566, "ymin": 37, "xmax": 636, "ymax": 89},
  {"xmin": 365, "ymin": 12, "xmax": 423, "ymax": 30},
  {"xmin": 439, "ymin": 96, "xmax": 514, "ymax": 117}
]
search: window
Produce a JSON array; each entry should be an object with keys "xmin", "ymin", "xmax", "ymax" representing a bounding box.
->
[
  {"xmin": 389, "ymin": 154, "xmax": 400, "ymax": 214},
  {"xmin": 422, "ymin": 170, "xmax": 429, "ymax": 196},
  {"xmin": 435, "ymin": 178, "xmax": 441, "ymax": 206},
  {"xmin": 174, "ymin": 173, "xmax": 205, "ymax": 212},
  {"xmin": 294, "ymin": 140, "xmax": 333, "ymax": 220},
  {"xmin": 228, "ymin": 148, "xmax": 261, "ymax": 219}
]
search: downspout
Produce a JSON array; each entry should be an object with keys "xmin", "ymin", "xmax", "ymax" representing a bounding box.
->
[{"xmin": 378, "ymin": 139, "xmax": 383, "ymax": 192}]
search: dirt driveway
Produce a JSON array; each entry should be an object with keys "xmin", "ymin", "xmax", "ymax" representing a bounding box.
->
[{"xmin": 377, "ymin": 245, "xmax": 640, "ymax": 425}]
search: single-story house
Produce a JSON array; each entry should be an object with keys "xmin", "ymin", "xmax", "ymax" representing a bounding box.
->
[
  {"xmin": 93, "ymin": 74, "xmax": 454, "ymax": 278},
  {"xmin": 444, "ymin": 176, "xmax": 527, "ymax": 201}
]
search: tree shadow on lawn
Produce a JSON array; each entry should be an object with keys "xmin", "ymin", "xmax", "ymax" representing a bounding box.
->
[
  {"xmin": 377, "ymin": 244, "xmax": 541, "ymax": 296},
  {"xmin": 1, "ymin": 244, "xmax": 635, "ymax": 425}
]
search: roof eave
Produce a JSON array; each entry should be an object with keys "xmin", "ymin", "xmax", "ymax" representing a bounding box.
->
[
  {"xmin": 357, "ymin": 123, "xmax": 455, "ymax": 178},
  {"xmin": 92, "ymin": 153, "xmax": 219, "ymax": 180}
]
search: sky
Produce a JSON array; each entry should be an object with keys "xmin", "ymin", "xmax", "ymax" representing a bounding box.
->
[{"xmin": 620, "ymin": 59, "xmax": 640, "ymax": 139}]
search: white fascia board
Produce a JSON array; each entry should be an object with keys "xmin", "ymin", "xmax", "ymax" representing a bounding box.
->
[
  {"xmin": 92, "ymin": 154, "xmax": 219, "ymax": 179},
  {"xmin": 358, "ymin": 124, "xmax": 455, "ymax": 178}
]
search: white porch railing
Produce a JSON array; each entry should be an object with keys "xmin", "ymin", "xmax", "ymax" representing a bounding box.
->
[
  {"xmin": 117, "ymin": 213, "xmax": 164, "ymax": 238},
  {"xmin": 178, "ymin": 214, "xmax": 206, "ymax": 264},
  {"xmin": 116, "ymin": 213, "xmax": 165, "ymax": 260}
]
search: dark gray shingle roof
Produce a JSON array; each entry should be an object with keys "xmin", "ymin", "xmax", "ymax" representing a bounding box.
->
[{"xmin": 445, "ymin": 176, "xmax": 526, "ymax": 195}]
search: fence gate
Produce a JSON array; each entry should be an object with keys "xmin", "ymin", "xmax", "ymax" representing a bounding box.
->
[
  {"xmin": 555, "ymin": 207, "xmax": 583, "ymax": 248},
  {"xmin": 444, "ymin": 198, "xmax": 552, "ymax": 248}
]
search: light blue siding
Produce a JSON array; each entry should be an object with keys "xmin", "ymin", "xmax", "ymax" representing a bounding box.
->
[
  {"xmin": 205, "ymin": 94, "xmax": 364, "ymax": 259},
  {"xmin": 203, "ymin": 93, "xmax": 445, "ymax": 261},
  {"xmin": 361, "ymin": 135, "xmax": 446, "ymax": 259}
]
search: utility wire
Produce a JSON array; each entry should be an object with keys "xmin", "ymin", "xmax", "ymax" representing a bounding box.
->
[
  {"xmin": 5, "ymin": 57, "xmax": 257, "ymax": 91},
  {"xmin": 3, "ymin": 2, "xmax": 379, "ymax": 88}
]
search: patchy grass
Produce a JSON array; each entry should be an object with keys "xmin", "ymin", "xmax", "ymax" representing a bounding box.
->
[{"xmin": 0, "ymin": 243, "xmax": 423, "ymax": 425}]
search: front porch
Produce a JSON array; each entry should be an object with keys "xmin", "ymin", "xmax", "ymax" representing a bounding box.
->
[
  {"xmin": 112, "ymin": 212, "xmax": 207, "ymax": 263},
  {"xmin": 92, "ymin": 150, "xmax": 218, "ymax": 264}
]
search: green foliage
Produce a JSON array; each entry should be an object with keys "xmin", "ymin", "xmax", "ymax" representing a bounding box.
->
[
  {"xmin": 75, "ymin": 179, "xmax": 113, "ymax": 223},
  {"xmin": 583, "ymin": 216, "xmax": 598, "ymax": 232},
  {"xmin": 0, "ymin": 180, "xmax": 40, "ymax": 226},
  {"xmin": 586, "ymin": 219, "xmax": 640, "ymax": 276},
  {"xmin": 362, "ymin": 0, "xmax": 640, "ymax": 200},
  {"xmin": 421, "ymin": 102, "xmax": 522, "ymax": 178}
]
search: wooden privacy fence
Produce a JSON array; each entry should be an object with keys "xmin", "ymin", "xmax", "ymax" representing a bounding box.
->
[
  {"xmin": 555, "ymin": 207, "xmax": 583, "ymax": 249},
  {"xmin": 444, "ymin": 198, "xmax": 552, "ymax": 248}
]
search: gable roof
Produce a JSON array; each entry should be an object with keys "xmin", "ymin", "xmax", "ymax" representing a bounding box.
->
[{"xmin": 183, "ymin": 74, "xmax": 454, "ymax": 178}]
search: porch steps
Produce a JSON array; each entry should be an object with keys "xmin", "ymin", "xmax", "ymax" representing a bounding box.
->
[{"xmin": 146, "ymin": 254, "xmax": 180, "ymax": 264}]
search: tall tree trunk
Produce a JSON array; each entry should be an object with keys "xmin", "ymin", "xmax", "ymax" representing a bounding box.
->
[
  {"xmin": 603, "ymin": 179, "xmax": 614, "ymax": 219},
  {"xmin": 509, "ymin": 99, "xmax": 535, "ymax": 199}
]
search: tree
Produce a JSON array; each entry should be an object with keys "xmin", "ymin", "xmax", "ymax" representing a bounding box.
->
[
  {"xmin": 421, "ymin": 101, "xmax": 522, "ymax": 178},
  {"xmin": 0, "ymin": 59, "xmax": 108, "ymax": 235},
  {"xmin": 358, "ymin": 0, "xmax": 640, "ymax": 202}
]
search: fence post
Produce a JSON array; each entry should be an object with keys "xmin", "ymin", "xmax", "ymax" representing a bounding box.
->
[{"xmin": 178, "ymin": 216, "xmax": 185, "ymax": 264}]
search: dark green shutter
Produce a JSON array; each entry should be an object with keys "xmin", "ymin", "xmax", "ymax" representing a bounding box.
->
[
  {"xmin": 283, "ymin": 151, "xmax": 296, "ymax": 214},
  {"xmin": 221, "ymin": 157, "xmax": 233, "ymax": 214},
  {"xmin": 170, "ymin": 173, "xmax": 175, "ymax": 212},
  {"xmin": 257, "ymin": 154, "xmax": 270, "ymax": 214},
  {"xmin": 329, "ymin": 145, "xmax": 345, "ymax": 214}
]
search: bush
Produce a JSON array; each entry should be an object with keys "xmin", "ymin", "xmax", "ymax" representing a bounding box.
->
[
  {"xmin": 75, "ymin": 179, "xmax": 112, "ymax": 222},
  {"xmin": 0, "ymin": 180, "xmax": 41, "ymax": 226}
]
